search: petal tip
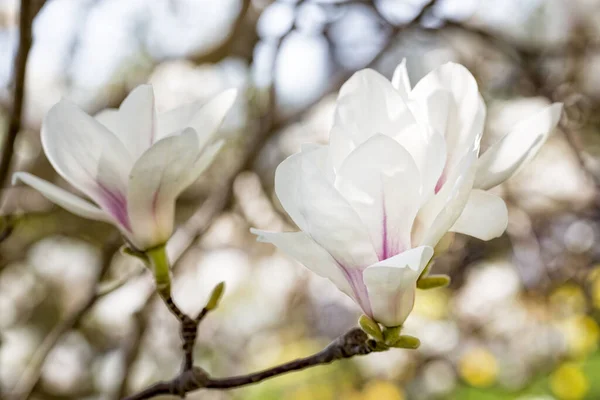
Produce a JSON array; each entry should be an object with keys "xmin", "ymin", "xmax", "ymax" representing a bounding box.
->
[
  {"xmin": 550, "ymin": 102, "xmax": 564, "ymax": 122},
  {"xmin": 11, "ymin": 172, "xmax": 23, "ymax": 185},
  {"xmin": 220, "ymin": 88, "xmax": 239, "ymax": 108}
]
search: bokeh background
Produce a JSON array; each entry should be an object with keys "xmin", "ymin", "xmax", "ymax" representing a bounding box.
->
[{"xmin": 1, "ymin": 0, "xmax": 599, "ymax": 399}]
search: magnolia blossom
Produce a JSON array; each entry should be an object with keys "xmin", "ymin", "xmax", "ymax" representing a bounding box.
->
[
  {"xmin": 253, "ymin": 61, "xmax": 562, "ymax": 327},
  {"xmin": 14, "ymin": 85, "xmax": 237, "ymax": 250}
]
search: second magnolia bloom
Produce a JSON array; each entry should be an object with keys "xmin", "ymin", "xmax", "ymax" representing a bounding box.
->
[
  {"xmin": 253, "ymin": 61, "xmax": 562, "ymax": 327},
  {"xmin": 14, "ymin": 86, "xmax": 237, "ymax": 250}
]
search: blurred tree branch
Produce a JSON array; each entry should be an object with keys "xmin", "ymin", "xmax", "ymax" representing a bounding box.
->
[
  {"xmin": 442, "ymin": 19, "xmax": 600, "ymax": 195},
  {"xmin": 9, "ymin": 236, "xmax": 121, "ymax": 400},
  {"xmin": 123, "ymin": 328, "xmax": 375, "ymax": 400},
  {"xmin": 0, "ymin": 0, "xmax": 46, "ymax": 195}
]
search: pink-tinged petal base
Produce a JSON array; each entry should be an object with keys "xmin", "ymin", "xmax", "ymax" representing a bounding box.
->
[
  {"xmin": 338, "ymin": 262, "xmax": 373, "ymax": 317},
  {"xmin": 363, "ymin": 246, "xmax": 433, "ymax": 327},
  {"xmin": 97, "ymin": 183, "xmax": 131, "ymax": 232}
]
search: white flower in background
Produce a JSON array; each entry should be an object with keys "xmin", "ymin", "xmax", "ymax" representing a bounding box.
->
[
  {"xmin": 253, "ymin": 61, "xmax": 562, "ymax": 327},
  {"xmin": 13, "ymin": 85, "xmax": 237, "ymax": 250}
]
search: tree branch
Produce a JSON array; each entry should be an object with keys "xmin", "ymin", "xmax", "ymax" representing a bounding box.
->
[
  {"xmin": 123, "ymin": 328, "xmax": 376, "ymax": 400},
  {"xmin": 0, "ymin": 0, "xmax": 46, "ymax": 192},
  {"xmin": 9, "ymin": 237, "xmax": 121, "ymax": 400}
]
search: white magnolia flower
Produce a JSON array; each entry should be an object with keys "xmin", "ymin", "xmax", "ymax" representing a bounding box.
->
[
  {"xmin": 253, "ymin": 61, "xmax": 562, "ymax": 327},
  {"xmin": 14, "ymin": 85, "xmax": 237, "ymax": 250}
]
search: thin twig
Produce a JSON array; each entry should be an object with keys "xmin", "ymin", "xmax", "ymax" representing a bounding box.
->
[
  {"xmin": 0, "ymin": 0, "xmax": 46, "ymax": 191},
  {"xmin": 123, "ymin": 328, "xmax": 376, "ymax": 400},
  {"xmin": 8, "ymin": 237, "xmax": 121, "ymax": 400}
]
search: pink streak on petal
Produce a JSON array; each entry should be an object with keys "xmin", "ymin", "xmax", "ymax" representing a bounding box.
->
[
  {"xmin": 333, "ymin": 258, "xmax": 373, "ymax": 317},
  {"xmin": 382, "ymin": 196, "xmax": 389, "ymax": 261},
  {"xmin": 434, "ymin": 169, "xmax": 447, "ymax": 194},
  {"xmin": 97, "ymin": 183, "xmax": 131, "ymax": 231},
  {"xmin": 380, "ymin": 188, "xmax": 404, "ymax": 261}
]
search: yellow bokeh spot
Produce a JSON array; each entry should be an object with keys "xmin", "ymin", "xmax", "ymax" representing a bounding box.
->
[
  {"xmin": 458, "ymin": 347, "xmax": 498, "ymax": 388},
  {"xmin": 592, "ymin": 279, "xmax": 600, "ymax": 310},
  {"xmin": 549, "ymin": 284, "xmax": 587, "ymax": 318},
  {"xmin": 362, "ymin": 381, "xmax": 405, "ymax": 400},
  {"xmin": 589, "ymin": 267, "xmax": 600, "ymax": 309},
  {"xmin": 560, "ymin": 315, "xmax": 599, "ymax": 358},
  {"xmin": 413, "ymin": 288, "xmax": 450, "ymax": 319},
  {"xmin": 287, "ymin": 383, "xmax": 335, "ymax": 400},
  {"xmin": 588, "ymin": 266, "xmax": 600, "ymax": 282},
  {"xmin": 550, "ymin": 362, "xmax": 589, "ymax": 400}
]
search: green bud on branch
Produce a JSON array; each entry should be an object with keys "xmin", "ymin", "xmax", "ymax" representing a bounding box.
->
[
  {"xmin": 382, "ymin": 325, "xmax": 403, "ymax": 345},
  {"xmin": 417, "ymin": 274, "xmax": 451, "ymax": 290},
  {"xmin": 391, "ymin": 335, "xmax": 420, "ymax": 349},
  {"xmin": 358, "ymin": 315, "xmax": 383, "ymax": 342},
  {"xmin": 206, "ymin": 282, "xmax": 226, "ymax": 311}
]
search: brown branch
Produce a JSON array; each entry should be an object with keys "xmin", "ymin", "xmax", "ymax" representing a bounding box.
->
[
  {"xmin": 0, "ymin": 0, "xmax": 46, "ymax": 192},
  {"xmin": 123, "ymin": 328, "xmax": 375, "ymax": 400},
  {"xmin": 8, "ymin": 237, "xmax": 121, "ymax": 400}
]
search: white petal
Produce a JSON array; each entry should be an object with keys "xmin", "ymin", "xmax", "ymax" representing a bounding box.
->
[
  {"xmin": 336, "ymin": 134, "xmax": 421, "ymax": 260},
  {"xmin": 42, "ymin": 99, "xmax": 132, "ymax": 227},
  {"xmin": 275, "ymin": 146, "xmax": 378, "ymax": 269},
  {"xmin": 184, "ymin": 89, "xmax": 238, "ymax": 150},
  {"xmin": 410, "ymin": 62, "xmax": 486, "ymax": 172},
  {"xmin": 363, "ymin": 245, "xmax": 434, "ymax": 327},
  {"xmin": 413, "ymin": 149, "xmax": 478, "ymax": 247},
  {"xmin": 127, "ymin": 128, "xmax": 219, "ymax": 249},
  {"xmin": 156, "ymin": 100, "xmax": 204, "ymax": 140},
  {"xmin": 474, "ymin": 103, "xmax": 563, "ymax": 190},
  {"xmin": 274, "ymin": 144, "xmax": 335, "ymax": 229},
  {"xmin": 250, "ymin": 229, "xmax": 354, "ymax": 298},
  {"xmin": 104, "ymin": 85, "xmax": 157, "ymax": 158},
  {"xmin": 391, "ymin": 59, "xmax": 411, "ymax": 100},
  {"xmin": 95, "ymin": 108, "xmax": 120, "ymax": 133},
  {"xmin": 394, "ymin": 122, "xmax": 446, "ymax": 204},
  {"xmin": 12, "ymin": 172, "xmax": 111, "ymax": 223},
  {"xmin": 450, "ymin": 189, "xmax": 508, "ymax": 240},
  {"xmin": 331, "ymin": 69, "xmax": 415, "ymax": 172},
  {"xmin": 328, "ymin": 124, "xmax": 358, "ymax": 174}
]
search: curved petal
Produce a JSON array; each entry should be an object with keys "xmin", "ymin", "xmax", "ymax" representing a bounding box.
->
[
  {"xmin": 12, "ymin": 172, "xmax": 111, "ymax": 223},
  {"xmin": 450, "ymin": 189, "xmax": 508, "ymax": 240},
  {"xmin": 363, "ymin": 245, "xmax": 434, "ymax": 327},
  {"xmin": 391, "ymin": 59, "xmax": 411, "ymax": 100},
  {"xmin": 275, "ymin": 146, "xmax": 378, "ymax": 269},
  {"xmin": 474, "ymin": 103, "xmax": 563, "ymax": 190},
  {"xmin": 42, "ymin": 99, "xmax": 132, "ymax": 226},
  {"xmin": 101, "ymin": 85, "xmax": 157, "ymax": 158},
  {"xmin": 183, "ymin": 89, "xmax": 238, "ymax": 149},
  {"xmin": 413, "ymin": 149, "xmax": 478, "ymax": 247},
  {"xmin": 126, "ymin": 128, "xmax": 220, "ymax": 249},
  {"xmin": 328, "ymin": 124, "xmax": 358, "ymax": 174},
  {"xmin": 335, "ymin": 134, "xmax": 421, "ymax": 260},
  {"xmin": 410, "ymin": 62, "xmax": 486, "ymax": 176},
  {"xmin": 274, "ymin": 144, "xmax": 336, "ymax": 228},
  {"xmin": 94, "ymin": 108, "xmax": 119, "ymax": 133},
  {"xmin": 156, "ymin": 100, "xmax": 204, "ymax": 140},
  {"xmin": 250, "ymin": 229, "xmax": 354, "ymax": 299},
  {"xmin": 394, "ymin": 123, "xmax": 446, "ymax": 204},
  {"xmin": 331, "ymin": 69, "xmax": 415, "ymax": 172}
]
